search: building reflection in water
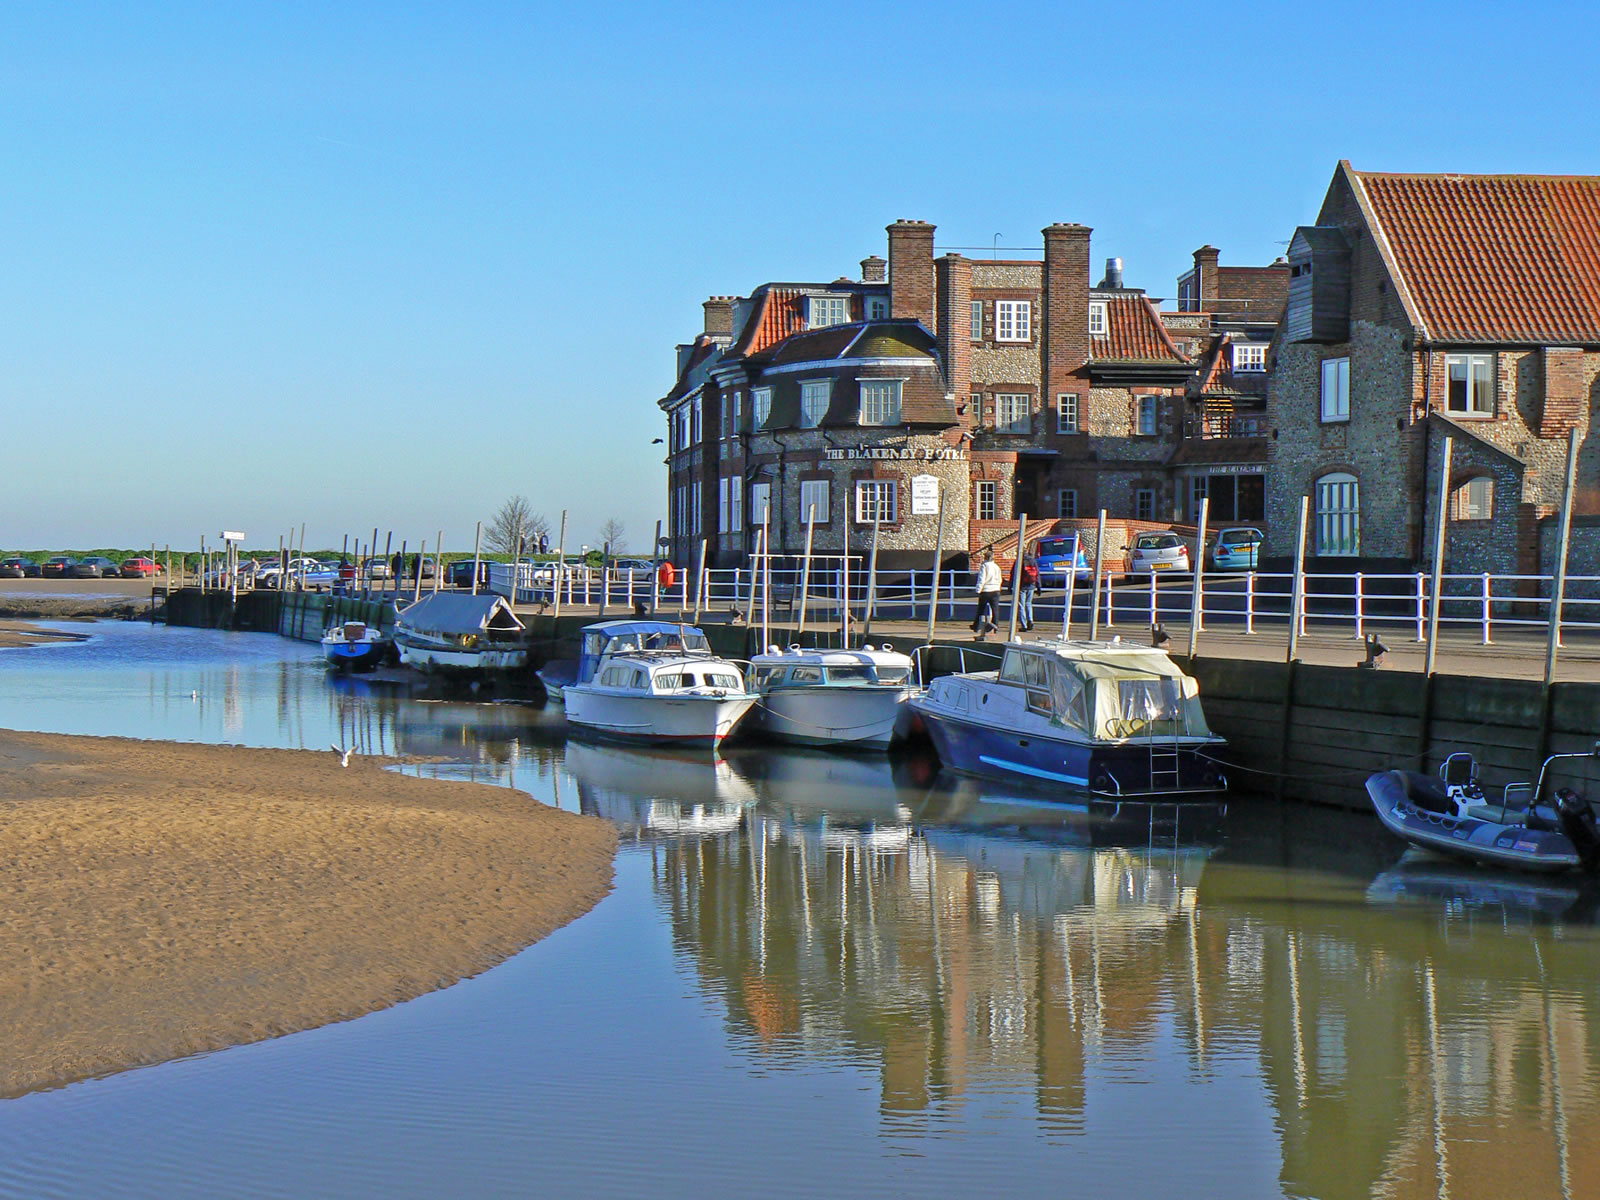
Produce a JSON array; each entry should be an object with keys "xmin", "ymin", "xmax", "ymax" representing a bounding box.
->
[{"xmin": 589, "ymin": 745, "xmax": 1600, "ymax": 1200}]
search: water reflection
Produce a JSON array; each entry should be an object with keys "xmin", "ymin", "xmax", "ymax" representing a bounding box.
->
[{"xmin": 6, "ymin": 624, "xmax": 1600, "ymax": 1198}]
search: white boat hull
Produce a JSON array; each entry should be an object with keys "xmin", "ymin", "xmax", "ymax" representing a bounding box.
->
[
  {"xmin": 565, "ymin": 688, "xmax": 758, "ymax": 748},
  {"xmin": 751, "ymin": 685, "xmax": 912, "ymax": 749},
  {"xmin": 397, "ymin": 641, "xmax": 528, "ymax": 674}
]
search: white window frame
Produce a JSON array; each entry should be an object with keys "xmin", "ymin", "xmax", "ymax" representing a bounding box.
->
[
  {"xmin": 752, "ymin": 386, "xmax": 772, "ymax": 429},
  {"xmin": 808, "ymin": 294, "xmax": 850, "ymax": 330},
  {"xmin": 800, "ymin": 379, "xmax": 831, "ymax": 428},
  {"xmin": 1088, "ymin": 300, "xmax": 1108, "ymax": 338},
  {"xmin": 799, "ymin": 478, "xmax": 830, "ymax": 524},
  {"xmin": 866, "ymin": 296, "xmax": 888, "ymax": 320},
  {"xmin": 970, "ymin": 299, "xmax": 983, "ymax": 341},
  {"xmin": 1135, "ymin": 488, "xmax": 1156, "ymax": 522},
  {"xmin": 855, "ymin": 479, "xmax": 898, "ymax": 524},
  {"xmin": 996, "ymin": 300, "xmax": 1031, "ymax": 342},
  {"xmin": 975, "ymin": 480, "xmax": 998, "ymax": 522},
  {"xmin": 1320, "ymin": 357, "xmax": 1350, "ymax": 423},
  {"xmin": 1136, "ymin": 395, "xmax": 1158, "ymax": 437},
  {"xmin": 1058, "ymin": 488, "xmax": 1078, "ymax": 519},
  {"xmin": 691, "ymin": 480, "xmax": 701, "ymax": 535},
  {"xmin": 994, "ymin": 392, "xmax": 1031, "ymax": 435},
  {"xmin": 732, "ymin": 391, "xmax": 742, "ymax": 432},
  {"xmin": 729, "ymin": 478, "xmax": 743, "ymax": 532},
  {"xmin": 750, "ymin": 482, "xmax": 771, "ymax": 526},
  {"xmin": 859, "ymin": 378, "xmax": 903, "ymax": 426},
  {"xmin": 1315, "ymin": 472, "xmax": 1360, "ymax": 556},
  {"xmin": 1189, "ymin": 476, "xmax": 1208, "ymax": 520},
  {"xmin": 1445, "ymin": 353, "xmax": 1495, "ymax": 418},
  {"xmin": 1057, "ymin": 392, "xmax": 1080, "ymax": 434},
  {"xmin": 691, "ymin": 396, "xmax": 701, "ymax": 443},
  {"xmin": 1453, "ymin": 475, "xmax": 1493, "ymax": 521},
  {"xmin": 1233, "ymin": 344, "xmax": 1267, "ymax": 373},
  {"xmin": 717, "ymin": 476, "xmax": 729, "ymax": 533}
]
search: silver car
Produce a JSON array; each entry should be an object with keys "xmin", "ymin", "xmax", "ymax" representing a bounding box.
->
[{"xmin": 1128, "ymin": 532, "xmax": 1191, "ymax": 575}]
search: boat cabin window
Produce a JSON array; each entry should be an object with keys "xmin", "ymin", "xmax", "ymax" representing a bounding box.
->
[
  {"xmin": 999, "ymin": 650, "xmax": 1027, "ymax": 683},
  {"xmin": 706, "ymin": 673, "xmax": 740, "ymax": 690},
  {"xmin": 1114, "ymin": 678, "xmax": 1184, "ymax": 735},
  {"xmin": 598, "ymin": 665, "xmax": 646, "ymax": 689},
  {"xmin": 1049, "ymin": 664, "xmax": 1089, "ymax": 731},
  {"xmin": 789, "ymin": 666, "xmax": 823, "ymax": 684},
  {"xmin": 751, "ymin": 666, "xmax": 784, "ymax": 688},
  {"xmin": 825, "ymin": 665, "xmax": 873, "ymax": 684},
  {"xmin": 875, "ymin": 666, "xmax": 910, "ymax": 685}
]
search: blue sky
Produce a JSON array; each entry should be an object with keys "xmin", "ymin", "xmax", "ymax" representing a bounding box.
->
[{"xmin": 4, "ymin": 0, "xmax": 1595, "ymax": 553}]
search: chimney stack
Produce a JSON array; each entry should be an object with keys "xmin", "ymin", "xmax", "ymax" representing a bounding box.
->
[
  {"xmin": 1100, "ymin": 257, "xmax": 1124, "ymax": 289},
  {"xmin": 1193, "ymin": 246, "xmax": 1220, "ymax": 312},
  {"xmin": 702, "ymin": 295, "xmax": 736, "ymax": 337},
  {"xmin": 860, "ymin": 255, "xmax": 887, "ymax": 283},
  {"xmin": 887, "ymin": 220, "xmax": 937, "ymax": 332},
  {"xmin": 1043, "ymin": 223, "xmax": 1092, "ymax": 425},
  {"xmin": 935, "ymin": 254, "xmax": 972, "ymax": 407}
]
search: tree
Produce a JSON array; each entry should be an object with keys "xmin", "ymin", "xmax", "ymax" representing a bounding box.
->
[
  {"xmin": 486, "ymin": 496, "xmax": 550, "ymax": 557},
  {"xmin": 597, "ymin": 518, "xmax": 626, "ymax": 552}
]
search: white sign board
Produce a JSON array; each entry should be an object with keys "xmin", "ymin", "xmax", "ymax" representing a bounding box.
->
[
  {"xmin": 910, "ymin": 474, "xmax": 940, "ymax": 516},
  {"xmin": 221, "ymin": 530, "xmax": 245, "ymax": 542}
]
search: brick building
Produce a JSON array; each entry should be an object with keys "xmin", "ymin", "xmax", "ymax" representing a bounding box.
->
[
  {"xmin": 661, "ymin": 220, "xmax": 1286, "ymax": 570},
  {"xmin": 1264, "ymin": 162, "xmax": 1600, "ymax": 573}
]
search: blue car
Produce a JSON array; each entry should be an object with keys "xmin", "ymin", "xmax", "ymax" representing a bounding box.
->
[
  {"xmin": 1211, "ymin": 526, "xmax": 1263, "ymax": 571},
  {"xmin": 1034, "ymin": 534, "xmax": 1092, "ymax": 586}
]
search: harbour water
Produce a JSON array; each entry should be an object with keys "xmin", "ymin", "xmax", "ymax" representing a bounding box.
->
[{"xmin": 2, "ymin": 623, "xmax": 1598, "ymax": 1198}]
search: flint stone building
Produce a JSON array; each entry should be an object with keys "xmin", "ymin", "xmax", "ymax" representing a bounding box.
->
[
  {"xmin": 1265, "ymin": 162, "xmax": 1600, "ymax": 575},
  {"xmin": 661, "ymin": 222, "xmax": 1283, "ymax": 570}
]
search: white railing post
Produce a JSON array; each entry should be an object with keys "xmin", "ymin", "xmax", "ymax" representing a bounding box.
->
[
  {"xmin": 1414, "ymin": 572, "xmax": 1426, "ymax": 642},
  {"xmin": 1148, "ymin": 572, "xmax": 1158, "ymax": 626},
  {"xmin": 584, "ymin": 567, "xmax": 591, "ymax": 606},
  {"xmin": 946, "ymin": 568, "xmax": 955, "ymax": 618},
  {"xmin": 1245, "ymin": 571, "xmax": 1255, "ymax": 635},
  {"xmin": 1354, "ymin": 572, "xmax": 1364, "ymax": 640},
  {"xmin": 1481, "ymin": 572, "xmax": 1492, "ymax": 645},
  {"xmin": 626, "ymin": 569, "xmax": 634, "ymax": 610},
  {"xmin": 1104, "ymin": 570, "xmax": 1114, "ymax": 628}
]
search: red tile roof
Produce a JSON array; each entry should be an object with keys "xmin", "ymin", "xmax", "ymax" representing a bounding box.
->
[
  {"xmin": 1092, "ymin": 294, "xmax": 1189, "ymax": 363},
  {"xmin": 1353, "ymin": 166, "xmax": 1600, "ymax": 343},
  {"xmin": 730, "ymin": 287, "xmax": 809, "ymax": 357}
]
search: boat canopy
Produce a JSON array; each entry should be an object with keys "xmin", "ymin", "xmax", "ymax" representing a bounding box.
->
[
  {"xmin": 397, "ymin": 593, "xmax": 525, "ymax": 637},
  {"xmin": 997, "ymin": 643, "xmax": 1211, "ymax": 741},
  {"xmin": 579, "ymin": 620, "xmax": 710, "ymax": 684}
]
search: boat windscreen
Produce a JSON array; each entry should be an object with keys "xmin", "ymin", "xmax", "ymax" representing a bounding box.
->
[
  {"xmin": 875, "ymin": 666, "xmax": 910, "ymax": 685},
  {"xmin": 825, "ymin": 666, "xmax": 874, "ymax": 684}
]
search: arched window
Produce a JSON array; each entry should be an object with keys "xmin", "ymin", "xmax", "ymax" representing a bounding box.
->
[
  {"xmin": 1315, "ymin": 472, "xmax": 1360, "ymax": 556},
  {"xmin": 1450, "ymin": 475, "xmax": 1493, "ymax": 521}
]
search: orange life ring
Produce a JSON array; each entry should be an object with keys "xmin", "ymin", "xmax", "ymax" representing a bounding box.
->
[{"xmin": 657, "ymin": 561, "xmax": 676, "ymax": 590}]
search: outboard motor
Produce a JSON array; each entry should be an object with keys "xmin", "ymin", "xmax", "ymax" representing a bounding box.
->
[{"xmin": 1555, "ymin": 788, "xmax": 1600, "ymax": 871}]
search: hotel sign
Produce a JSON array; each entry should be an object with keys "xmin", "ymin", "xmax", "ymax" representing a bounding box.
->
[
  {"xmin": 823, "ymin": 446, "xmax": 966, "ymax": 461},
  {"xmin": 910, "ymin": 474, "xmax": 940, "ymax": 515}
]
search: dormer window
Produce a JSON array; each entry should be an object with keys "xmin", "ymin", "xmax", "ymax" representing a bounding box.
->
[
  {"xmin": 1088, "ymin": 301, "xmax": 1108, "ymax": 338},
  {"xmin": 809, "ymin": 294, "xmax": 850, "ymax": 329},
  {"xmin": 866, "ymin": 296, "xmax": 888, "ymax": 320},
  {"xmin": 1233, "ymin": 344, "xmax": 1267, "ymax": 373}
]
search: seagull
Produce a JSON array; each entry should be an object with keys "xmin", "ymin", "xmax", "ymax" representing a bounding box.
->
[{"xmin": 330, "ymin": 743, "xmax": 353, "ymax": 768}]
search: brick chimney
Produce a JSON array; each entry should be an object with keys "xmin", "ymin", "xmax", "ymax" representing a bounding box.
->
[
  {"xmin": 702, "ymin": 295, "xmax": 735, "ymax": 337},
  {"xmin": 1193, "ymin": 246, "xmax": 1220, "ymax": 312},
  {"xmin": 860, "ymin": 255, "xmax": 887, "ymax": 283},
  {"xmin": 1043, "ymin": 223, "xmax": 1092, "ymax": 420},
  {"xmin": 935, "ymin": 254, "xmax": 972, "ymax": 404},
  {"xmin": 888, "ymin": 220, "xmax": 936, "ymax": 332}
]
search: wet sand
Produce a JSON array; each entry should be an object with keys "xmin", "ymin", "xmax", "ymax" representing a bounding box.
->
[
  {"xmin": 0, "ymin": 620, "xmax": 90, "ymax": 649},
  {"xmin": 0, "ymin": 729, "xmax": 616, "ymax": 1097}
]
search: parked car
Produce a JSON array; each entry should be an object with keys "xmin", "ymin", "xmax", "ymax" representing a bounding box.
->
[
  {"xmin": 1211, "ymin": 526, "xmax": 1264, "ymax": 571},
  {"xmin": 1033, "ymin": 535, "xmax": 1092, "ymax": 586},
  {"xmin": 0, "ymin": 556, "xmax": 41, "ymax": 578},
  {"xmin": 1127, "ymin": 532, "xmax": 1191, "ymax": 576},
  {"xmin": 120, "ymin": 556, "xmax": 160, "ymax": 578},
  {"xmin": 70, "ymin": 556, "xmax": 121, "ymax": 579},
  {"xmin": 361, "ymin": 557, "xmax": 394, "ymax": 580},
  {"xmin": 41, "ymin": 555, "xmax": 77, "ymax": 578},
  {"xmin": 446, "ymin": 559, "xmax": 491, "ymax": 589}
]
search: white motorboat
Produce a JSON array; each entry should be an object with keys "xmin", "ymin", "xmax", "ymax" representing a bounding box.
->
[
  {"xmin": 394, "ymin": 593, "xmax": 529, "ymax": 674},
  {"xmin": 563, "ymin": 644, "xmax": 758, "ymax": 749},
  {"xmin": 537, "ymin": 619, "xmax": 713, "ymax": 701},
  {"xmin": 746, "ymin": 644, "xmax": 915, "ymax": 750}
]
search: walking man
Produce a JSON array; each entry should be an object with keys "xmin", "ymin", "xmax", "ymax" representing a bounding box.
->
[
  {"xmin": 971, "ymin": 549, "xmax": 1001, "ymax": 640},
  {"xmin": 1018, "ymin": 547, "xmax": 1039, "ymax": 632}
]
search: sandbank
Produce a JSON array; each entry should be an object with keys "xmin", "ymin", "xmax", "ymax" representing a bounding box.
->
[{"xmin": 0, "ymin": 729, "xmax": 616, "ymax": 1097}]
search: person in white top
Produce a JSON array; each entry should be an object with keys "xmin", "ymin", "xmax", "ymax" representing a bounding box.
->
[{"xmin": 971, "ymin": 548, "xmax": 1002, "ymax": 639}]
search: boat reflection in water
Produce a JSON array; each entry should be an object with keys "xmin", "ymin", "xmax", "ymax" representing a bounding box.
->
[
  {"xmin": 589, "ymin": 736, "xmax": 1600, "ymax": 1197},
  {"xmin": 564, "ymin": 740, "xmax": 758, "ymax": 839}
]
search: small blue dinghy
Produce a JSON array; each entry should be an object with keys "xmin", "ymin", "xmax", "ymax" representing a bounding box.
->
[{"xmin": 1365, "ymin": 748, "xmax": 1600, "ymax": 875}]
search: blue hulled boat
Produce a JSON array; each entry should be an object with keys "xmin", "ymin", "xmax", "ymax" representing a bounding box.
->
[
  {"xmin": 320, "ymin": 620, "xmax": 391, "ymax": 673},
  {"xmin": 908, "ymin": 637, "xmax": 1227, "ymax": 799}
]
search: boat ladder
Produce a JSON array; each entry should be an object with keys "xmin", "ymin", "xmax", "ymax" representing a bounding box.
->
[{"xmin": 1148, "ymin": 742, "xmax": 1182, "ymax": 792}]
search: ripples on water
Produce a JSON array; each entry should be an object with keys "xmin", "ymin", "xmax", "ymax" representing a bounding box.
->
[{"xmin": 1, "ymin": 623, "xmax": 1598, "ymax": 1199}]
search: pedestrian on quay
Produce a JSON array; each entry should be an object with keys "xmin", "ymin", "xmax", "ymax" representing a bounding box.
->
[
  {"xmin": 1018, "ymin": 547, "xmax": 1039, "ymax": 632},
  {"xmin": 971, "ymin": 549, "xmax": 1001, "ymax": 640}
]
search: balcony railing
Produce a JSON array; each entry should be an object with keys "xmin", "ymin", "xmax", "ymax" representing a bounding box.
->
[{"xmin": 1185, "ymin": 412, "xmax": 1266, "ymax": 439}]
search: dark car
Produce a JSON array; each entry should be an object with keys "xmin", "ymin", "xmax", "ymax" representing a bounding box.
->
[
  {"xmin": 41, "ymin": 555, "xmax": 77, "ymax": 578},
  {"xmin": 447, "ymin": 559, "xmax": 491, "ymax": 589},
  {"xmin": 69, "ymin": 555, "xmax": 120, "ymax": 579},
  {"xmin": 0, "ymin": 556, "xmax": 41, "ymax": 578}
]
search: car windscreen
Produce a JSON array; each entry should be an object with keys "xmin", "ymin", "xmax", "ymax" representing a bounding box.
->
[
  {"xmin": 1137, "ymin": 535, "xmax": 1181, "ymax": 549},
  {"xmin": 1219, "ymin": 529, "xmax": 1262, "ymax": 544},
  {"xmin": 1036, "ymin": 538, "xmax": 1076, "ymax": 557}
]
